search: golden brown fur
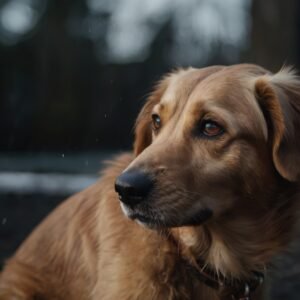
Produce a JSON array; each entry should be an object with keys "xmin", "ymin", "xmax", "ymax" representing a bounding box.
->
[{"xmin": 1, "ymin": 64, "xmax": 300, "ymax": 300}]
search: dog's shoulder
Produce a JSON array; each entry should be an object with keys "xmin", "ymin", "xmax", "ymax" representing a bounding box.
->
[
  {"xmin": 0, "ymin": 153, "xmax": 134, "ymax": 299},
  {"xmin": 100, "ymin": 152, "xmax": 134, "ymax": 185}
]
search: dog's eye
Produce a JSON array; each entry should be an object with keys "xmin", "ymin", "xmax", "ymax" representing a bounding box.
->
[
  {"xmin": 200, "ymin": 120, "xmax": 224, "ymax": 137},
  {"xmin": 152, "ymin": 114, "xmax": 161, "ymax": 131}
]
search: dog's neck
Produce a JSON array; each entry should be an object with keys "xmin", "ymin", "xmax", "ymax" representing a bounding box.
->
[
  {"xmin": 170, "ymin": 189, "xmax": 298, "ymax": 281},
  {"xmin": 167, "ymin": 218, "xmax": 283, "ymax": 299}
]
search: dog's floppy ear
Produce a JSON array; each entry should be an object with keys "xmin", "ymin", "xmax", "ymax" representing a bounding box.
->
[
  {"xmin": 255, "ymin": 67, "xmax": 300, "ymax": 181},
  {"xmin": 133, "ymin": 78, "xmax": 169, "ymax": 156}
]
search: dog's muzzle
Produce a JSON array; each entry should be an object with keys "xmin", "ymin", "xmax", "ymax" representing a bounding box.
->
[{"xmin": 115, "ymin": 170, "xmax": 154, "ymax": 207}]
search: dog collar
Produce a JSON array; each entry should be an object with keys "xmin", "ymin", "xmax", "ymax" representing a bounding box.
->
[{"xmin": 183, "ymin": 258, "xmax": 264, "ymax": 300}]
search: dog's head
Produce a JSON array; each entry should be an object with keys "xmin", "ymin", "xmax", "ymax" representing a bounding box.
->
[{"xmin": 115, "ymin": 64, "xmax": 300, "ymax": 230}]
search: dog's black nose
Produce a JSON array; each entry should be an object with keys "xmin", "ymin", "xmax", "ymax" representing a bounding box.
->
[{"xmin": 115, "ymin": 170, "xmax": 154, "ymax": 206}]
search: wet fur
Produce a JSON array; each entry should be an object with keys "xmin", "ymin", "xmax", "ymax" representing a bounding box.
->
[{"xmin": 1, "ymin": 64, "xmax": 300, "ymax": 299}]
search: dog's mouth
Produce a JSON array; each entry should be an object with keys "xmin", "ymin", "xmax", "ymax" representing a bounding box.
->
[
  {"xmin": 120, "ymin": 203, "xmax": 213, "ymax": 229},
  {"xmin": 132, "ymin": 213, "xmax": 152, "ymax": 223},
  {"xmin": 131, "ymin": 213, "xmax": 161, "ymax": 229},
  {"xmin": 121, "ymin": 204, "xmax": 163, "ymax": 229}
]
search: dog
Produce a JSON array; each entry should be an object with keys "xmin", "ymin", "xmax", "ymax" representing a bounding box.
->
[{"xmin": 1, "ymin": 64, "xmax": 300, "ymax": 300}]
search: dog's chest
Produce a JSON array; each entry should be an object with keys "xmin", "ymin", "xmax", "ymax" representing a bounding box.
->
[{"xmin": 93, "ymin": 249, "xmax": 216, "ymax": 300}]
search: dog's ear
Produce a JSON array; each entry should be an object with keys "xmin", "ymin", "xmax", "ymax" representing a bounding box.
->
[
  {"xmin": 255, "ymin": 67, "xmax": 300, "ymax": 181},
  {"xmin": 133, "ymin": 79, "xmax": 169, "ymax": 156}
]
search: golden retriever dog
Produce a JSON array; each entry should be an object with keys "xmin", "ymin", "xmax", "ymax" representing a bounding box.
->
[{"xmin": 1, "ymin": 64, "xmax": 300, "ymax": 300}]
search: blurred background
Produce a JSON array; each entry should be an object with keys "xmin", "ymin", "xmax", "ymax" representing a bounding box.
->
[{"xmin": 0, "ymin": 0, "xmax": 300, "ymax": 298}]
